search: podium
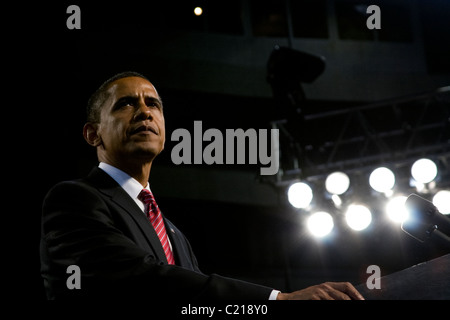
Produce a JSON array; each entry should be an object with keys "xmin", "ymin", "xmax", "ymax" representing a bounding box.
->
[{"xmin": 355, "ymin": 254, "xmax": 450, "ymax": 299}]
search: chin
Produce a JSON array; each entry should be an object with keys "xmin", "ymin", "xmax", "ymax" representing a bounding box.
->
[{"xmin": 132, "ymin": 147, "xmax": 163, "ymax": 160}]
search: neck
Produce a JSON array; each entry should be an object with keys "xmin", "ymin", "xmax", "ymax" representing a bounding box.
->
[
  {"xmin": 121, "ymin": 162, "xmax": 152, "ymax": 187},
  {"xmin": 99, "ymin": 155, "xmax": 153, "ymax": 187}
]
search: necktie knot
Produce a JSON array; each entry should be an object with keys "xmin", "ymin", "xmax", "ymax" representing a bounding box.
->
[
  {"xmin": 138, "ymin": 189, "xmax": 158, "ymax": 217},
  {"xmin": 138, "ymin": 188, "xmax": 154, "ymax": 205}
]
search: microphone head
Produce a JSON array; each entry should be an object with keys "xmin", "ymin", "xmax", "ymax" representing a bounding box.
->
[{"xmin": 401, "ymin": 194, "xmax": 439, "ymax": 242}]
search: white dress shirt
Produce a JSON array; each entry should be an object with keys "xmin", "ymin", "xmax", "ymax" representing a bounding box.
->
[
  {"xmin": 98, "ymin": 162, "xmax": 173, "ymax": 252},
  {"xmin": 98, "ymin": 162, "xmax": 280, "ymax": 300},
  {"xmin": 99, "ymin": 162, "xmax": 149, "ymax": 212}
]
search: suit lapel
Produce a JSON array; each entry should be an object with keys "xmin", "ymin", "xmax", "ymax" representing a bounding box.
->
[
  {"xmin": 164, "ymin": 219, "xmax": 183, "ymax": 266},
  {"xmin": 86, "ymin": 167, "xmax": 168, "ymax": 264},
  {"xmin": 164, "ymin": 218, "xmax": 197, "ymax": 270}
]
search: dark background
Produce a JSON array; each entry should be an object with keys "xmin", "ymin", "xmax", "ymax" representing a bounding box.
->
[{"xmin": 7, "ymin": 0, "xmax": 450, "ymax": 300}]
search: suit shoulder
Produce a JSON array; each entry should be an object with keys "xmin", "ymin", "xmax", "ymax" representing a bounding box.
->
[
  {"xmin": 44, "ymin": 167, "xmax": 111, "ymax": 196},
  {"xmin": 45, "ymin": 177, "xmax": 95, "ymax": 195},
  {"xmin": 43, "ymin": 177, "xmax": 103, "ymax": 209}
]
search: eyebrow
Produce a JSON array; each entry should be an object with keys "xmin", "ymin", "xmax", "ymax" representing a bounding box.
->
[{"xmin": 112, "ymin": 95, "xmax": 163, "ymax": 110}]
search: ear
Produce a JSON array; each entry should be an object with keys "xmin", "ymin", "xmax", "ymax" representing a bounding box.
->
[{"xmin": 83, "ymin": 122, "xmax": 102, "ymax": 147}]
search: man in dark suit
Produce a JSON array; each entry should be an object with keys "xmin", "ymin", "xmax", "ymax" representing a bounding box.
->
[{"xmin": 40, "ymin": 71, "xmax": 364, "ymax": 300}]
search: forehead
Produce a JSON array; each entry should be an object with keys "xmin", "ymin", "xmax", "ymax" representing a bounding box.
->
[{"xmin": 106, "ymin": 76, "xmax": 159, "ymax": 100}]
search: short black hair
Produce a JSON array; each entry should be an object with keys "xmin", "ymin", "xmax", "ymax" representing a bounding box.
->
[{"xmin": 86, "ymin": 71, "xmax": 151, "ymax": 123}]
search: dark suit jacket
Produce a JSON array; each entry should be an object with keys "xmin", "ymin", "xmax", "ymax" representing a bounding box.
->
[{"xmin": 40, "ymin": 167, "xmax": 273, "ymax": 300}]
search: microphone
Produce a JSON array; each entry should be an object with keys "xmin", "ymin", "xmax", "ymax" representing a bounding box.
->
[{"xmin": 401, "ymin": 194, "xmax": 450, "ymax": 248}]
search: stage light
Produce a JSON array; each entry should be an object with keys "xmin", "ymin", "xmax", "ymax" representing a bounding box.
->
[
  {"xmin": 386, "ymin": 195, "xmax": 409, "ymax": 223},
  {"xmin": 433, "ymin": 190, "xmax": 450, "ymax": 214},
  {"xmin": 307, "ymin": 211, "xmax": 334, "ymax": 237},
  {"xmin": 287, "ymin": 182, "xmax": 313, "ymax": 209},
  {"xmin": 194, "ymin": 7, "xmax": 203, "ymax": 16},
  {"xmin": 411, "ymin": 158, "xmax": 437, "ymax": 184},
  {"xmin": 345, "ymin": 204, "xmax": 372, "ymax": 231},
  {"xmin": 325, "ymin": 171, "xmax": 350, "ymax": 195},
  {"xmin": 369, "ymin": 167, "xmax": 395, "ymax": 193}
]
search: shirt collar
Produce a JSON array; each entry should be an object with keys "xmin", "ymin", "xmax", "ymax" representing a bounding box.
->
[{"xmin": 98, "ymin": 162, "xmax": 150, "ymax": 200}]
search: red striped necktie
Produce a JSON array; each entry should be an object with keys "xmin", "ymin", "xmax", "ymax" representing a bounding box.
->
[{"xmin": 138, "ymin": 189, "xmax": 175, "ymax": 265}]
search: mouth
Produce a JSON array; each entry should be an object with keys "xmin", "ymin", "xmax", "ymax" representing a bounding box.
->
[{"xmin": 131, "ymin": 124, "xmax": 159, "ymax": 136}]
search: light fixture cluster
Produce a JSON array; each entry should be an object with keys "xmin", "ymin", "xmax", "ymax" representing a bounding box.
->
[{"xmin": 286, "ymin": 158, "xmax": 449, "ymax": 238}]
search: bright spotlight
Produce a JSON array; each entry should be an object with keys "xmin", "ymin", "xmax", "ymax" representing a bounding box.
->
[
  {"xmin": 307, "ymin": 211, "xmax": 334, "ymax": 237},
  {"xmin": 345, "ymin": 204, "xmax": 372, "ymax": 231},
  {"xmin": 386, "ymin": 195, "xmax": 409, "ymax": 223},
  {"xmin": 433, "ymin": 190, "xmax": 450, "ymax": 214},
  {"xmin": 194, "ymin": 7, "xmax": 203, "ymax": 16},
  {"xmin": 287, "ymin": 182, "xmax": 313, "ymax": 209},
  {"xmin": 369, "ymin": 167, "xmax": 395, "ymax": 193},
  {"xmin": 325, "ymin": 171, "xmax": 350, "ymax": 195},
  {"xmin": 411, "ymin": 158, "xmax": 437, "ymax": 184}
]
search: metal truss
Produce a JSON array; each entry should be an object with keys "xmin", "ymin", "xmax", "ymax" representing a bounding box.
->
[{"xmin": 273, "ymin": 86, "xmax": 450, "ymax": 186}]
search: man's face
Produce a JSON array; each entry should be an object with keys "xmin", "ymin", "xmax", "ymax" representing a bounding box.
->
[{"xmin": 95, "ymin": 76, "xmax": 165, "ymax": 163}]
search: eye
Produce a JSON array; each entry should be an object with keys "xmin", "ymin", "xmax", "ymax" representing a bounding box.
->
[
  {"xmin": 122, "ymin": 98, "xmax": 135, "ymax": 107},
  {"xmin": 146, "ymin": 98, "xmax": 162, "ymax": 109},
  {"xmin": 113, "ymin": 98, "xmax": 135, "ymax": 111}
]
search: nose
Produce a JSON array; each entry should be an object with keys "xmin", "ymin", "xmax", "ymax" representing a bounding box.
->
[{"xmin": 134, "ymin": 98, "xmax": 153, "ymax": 121}]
